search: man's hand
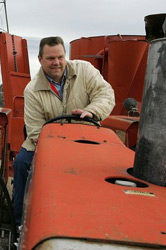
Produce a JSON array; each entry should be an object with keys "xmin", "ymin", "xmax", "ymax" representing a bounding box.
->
[
  {"xmin": 71, "ymin": 109, "xmax": 93, "ymax": 118},
  {"xmin": 32, "ymin": 138, "xmax": 38, "ymax": 146}
]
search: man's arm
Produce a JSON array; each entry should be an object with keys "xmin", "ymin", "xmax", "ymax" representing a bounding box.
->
[
  {"xmin": 82, "ymin": 62, "xmax": 115, "ymax": 120},
  {"xmin": 24, "ymin": 88, "xmax": 46, "ymax": 145}
]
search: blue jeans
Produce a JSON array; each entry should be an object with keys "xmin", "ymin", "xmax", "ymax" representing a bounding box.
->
[{"xmin": 13, "ymin": 147, "xmax": 34, "ymax": 226}]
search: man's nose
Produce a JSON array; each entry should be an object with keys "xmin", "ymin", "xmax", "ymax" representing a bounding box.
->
[{"xmin": 53, "ymin": 58, "xmax": 59, "ymax": 64}]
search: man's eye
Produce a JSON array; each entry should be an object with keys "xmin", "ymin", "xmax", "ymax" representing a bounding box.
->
[{"xmin": 46, "ymin": 57, "xmax": 54, "ymax": 60}]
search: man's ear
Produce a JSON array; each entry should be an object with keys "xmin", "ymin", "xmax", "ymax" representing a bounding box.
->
[{"xmin": 38, "ymin": 55, "xmax": 42, "ymax": 64}]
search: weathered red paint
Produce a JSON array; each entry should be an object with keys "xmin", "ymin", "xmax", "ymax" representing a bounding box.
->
[
  {"xmin": 21, "ymin": 123, "xmax": 166, "ymax": 249},
  {"xmin": 0, "ymin": 33, "xmax": 30, "ymax": 178},
  {"xmin": 101, "ymin": 115, "xmax": 139, "ymax": 148},
  {"xmin": 70, "ymin": 35, "xmax": 149, "ymax": 116},
  {"xmin": 70, "ymin": 35, "xmax": 149, "ymax": 148}
]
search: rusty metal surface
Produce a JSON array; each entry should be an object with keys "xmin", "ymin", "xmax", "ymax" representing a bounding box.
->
[
  {"xmin": 0, "ymin": 33, "xmax": 30, "ymax": 109},
  {"xmin": 0, "ymin": 108, "xmax": 11, "ymax": 126},
  {"xmin": 133, "ymin": 38, "xmax": 166, "ymax": 186},
  {"xmin": 101, "ymin": 115, "xmax": 139, "ymax": 131},
  {"xmin": 20, "ymin": 123, "xmax": 166, "ymax": 249},
  {"xmin": 145, "ymin": 13, "xmax": 166, "ymax": 42},
  {"xmin": 107, "ymin": 40, "xmax": 148, "ymax": 115},
  {"xmin": 101, "ymin": 115, "xmax": 139, "ymax": 148},
  {"xmin": 0, "ymin": 33, "xmax": 31, "ymax": 179}
]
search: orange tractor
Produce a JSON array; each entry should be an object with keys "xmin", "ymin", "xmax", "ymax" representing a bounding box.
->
[{"xmin": 0, "ymin": 13, "xmax": 166, "ymax": 250}]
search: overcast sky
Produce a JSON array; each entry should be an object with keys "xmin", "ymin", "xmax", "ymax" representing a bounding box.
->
[{"xmin": 1, "ymin": 0, "xmax": 166, "ymax": 77}]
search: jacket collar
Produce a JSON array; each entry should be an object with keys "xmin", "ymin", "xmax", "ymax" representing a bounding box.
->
[
  {"xmin": 33, "ymin": 61, "xmax": 76, "ymax": 92},
  {"xmin": 66, "ymin": 60, "xmax": 76, "ymax": 79}
]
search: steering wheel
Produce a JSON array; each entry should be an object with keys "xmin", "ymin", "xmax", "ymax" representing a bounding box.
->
[{"xmin": 44, "ymin": 114, "xmax": 100, "ymax": 127}]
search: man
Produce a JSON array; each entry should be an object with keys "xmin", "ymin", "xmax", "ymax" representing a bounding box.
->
[{"xmin": 13, "ymin": 36, "xmax": 115, "ymax": 226}]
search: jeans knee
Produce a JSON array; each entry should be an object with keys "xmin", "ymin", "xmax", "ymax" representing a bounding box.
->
[
  {"xmin": 13, "ymin": 148, "xmax": 34, "ymax": 174},
  {"xmin": 14, "ymin": 156, "xmax": 28, "ymax": 174}
]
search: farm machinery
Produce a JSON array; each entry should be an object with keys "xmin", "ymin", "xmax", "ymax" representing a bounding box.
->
[
  {"xmin": 0, "ymin": 32, "xmax": 31, "ymax": 248},
  {"xmin": 0, "ymin": 13, "xmax": 166, "ymax": 250}
]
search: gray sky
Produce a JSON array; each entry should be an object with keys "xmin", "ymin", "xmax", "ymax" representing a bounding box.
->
[{"xmin": 1, "ymin": 0, "xmax": 166, "ymax": 77}]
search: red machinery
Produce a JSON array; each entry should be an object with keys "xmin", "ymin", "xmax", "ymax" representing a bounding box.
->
[
  {"xmin": 18, "ymin": 30, "xmax": 166, "ymax": 249},
  {"xmin": 1, "ymin": 28, "xmax": 166, "ymax": 250},
  {"xmin": 70, "ymin": 35, "xmax": 148, "ymax": 115},
  {"xmin": 0, "ymin": 32, "xmax": 31, "ymax": 181},
  {"xmin": 0, "ymin": 32, "xmax": 30, "ymax": 248},
  {"xmin": 70, "ymin": 35, "xmax": 149, "ymax": 148},
  {"xmin": 19, "ymin": 116, "xmax": 166, "ymax": 250},
  {"xmin": 0, "ymin": 33, "xmax": 149, "ymax": 249}
]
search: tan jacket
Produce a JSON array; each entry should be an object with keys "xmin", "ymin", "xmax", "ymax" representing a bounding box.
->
[{"xmin": 22, "ymin": 60, "xmax": 115, "ymax": 150}]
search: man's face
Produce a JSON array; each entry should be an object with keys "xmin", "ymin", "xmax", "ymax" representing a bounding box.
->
[{"xmin": 38, "ymin": 44, "xmax": 66, "ymax": 83}]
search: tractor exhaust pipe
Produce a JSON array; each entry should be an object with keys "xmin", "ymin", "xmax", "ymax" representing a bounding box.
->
[{"xmin": 132, "ymin": 14, "xmax": 166, "ymax": 186}]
